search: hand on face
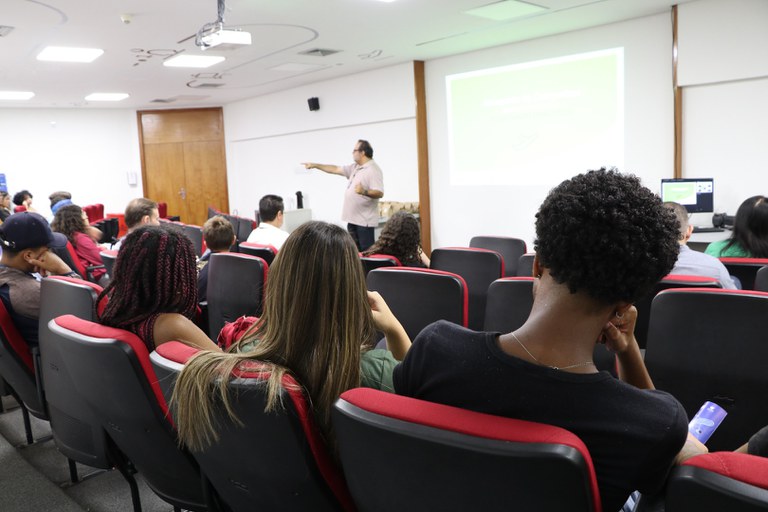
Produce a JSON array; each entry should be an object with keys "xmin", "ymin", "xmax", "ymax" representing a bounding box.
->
[
  {"xmin": 26, "ymin": 249, "xmax": 71, "ymax": 276},
  {"xmin": 598, "ymin": 305, "xmax": 638, "ymax": 354}
]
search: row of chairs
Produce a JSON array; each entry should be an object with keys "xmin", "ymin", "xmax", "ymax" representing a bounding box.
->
[{"xmin": 4, "ymin": 276, "xmax": 768, "ymax": 509}]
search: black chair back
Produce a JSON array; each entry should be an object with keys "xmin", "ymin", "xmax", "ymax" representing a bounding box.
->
[
  {"xmin": 517, "ymin": 252, "xmax": 536, "ymax": 277},
  {"xmin": 634, "ymin": 274, "xmax": 721, "ymax": 350},
  {"xmin": 360, "ymin": 254, "xmax": 400, "ymax": 276},
  {"xmin": 182, "ymin": 224, "xmax": 204, "ymax": 258},
  {"xmin": 48, "ymin": 315, "xmax": 208, "ymax": 511},
  {"xmin": 151, "ymin": 341, "xmax": 354, "ymax": 512},
  {"xmin": 333, "ymin": 388, "xmax": 601, "ymax": 512},
  {"xmin": 100, "ymin": 249, "xmax": 118, "ymax": 277},
  {"xmin": 207, "ymin": 253, "xmax": 268, "ymax": 339},
  {"xmin": 470, "ymin": 236, "xmax": 527, "ymax": 277},
  {"xmin": 756, "ymin": 265, "xmax": 768, "ymax": 292},
  {"xmin": 430, "ymin": 247, "xmax": 503, "ymax": 330},
  {"xmin": 645, "ymin": 288, "xmax": 768, "ymax": 451},
  {"xmin": 721, "ymin": 258, "xmax": 768, "ymax": 290},
  {"xmin": 367, "ymin": 267, "xmax": 467, "ymax": 341},
  {"xmin": 238, "ymin": 242, "xmax": 278, "ymax": 266},
  {"xmin": 39, "ymin": 277, "xmax": 112, "ymax": 469}
]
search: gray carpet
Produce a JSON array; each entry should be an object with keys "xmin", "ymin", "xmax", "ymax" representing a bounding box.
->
[{"xmin": 0, "ymin": 396, "xmax": 176, "ymax": 512}]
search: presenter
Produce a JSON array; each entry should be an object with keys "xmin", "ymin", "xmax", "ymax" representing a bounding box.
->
[{"xmin": 302, "ymin": 139, "xmax": 383, "ymax": 250}]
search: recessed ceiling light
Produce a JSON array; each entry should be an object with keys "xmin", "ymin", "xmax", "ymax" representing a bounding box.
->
[
  {"xmin": 37, "ymin": 46, "xmax": 104, "ymax": 63},
  {"xmin": 0, "ymin": 91, "xmax": 34, "ymax": 100},
  {"xmin": 85, "ymin": 93, "xmax": 130, "ymax": 102},
  {"xmin": 464, "ymin": 0, "xmax": 547, "ymax": 21},
  {"xmin": 269, "ymin": 62, "xmax": 326, "ymax": 72},
  {"xmin": 163, "ymin": 54, "xmax": 225, "ymax": 68}
]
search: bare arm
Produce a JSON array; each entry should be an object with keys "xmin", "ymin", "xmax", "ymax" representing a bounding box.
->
[
  {"xmin": 302, "ymin": 162, "xmax": 345, "ymax": 176},
  {"xmin": 153, "ymin": 313, "xmax": 221, "ymax": 352},
  {"xmin": 368, "ymin": 291, "xmax": 411, "ymax": 360},
  {"xmin": 354, "ymin": 183, "xmax": 383, "ymax": 199},
  {"xmin": 675, "ymin": 433, "xmax": 709, "ymax": 464},
  {"xmin": 600, "ymin": 306, "xmax": 654, "ymax": 389}
]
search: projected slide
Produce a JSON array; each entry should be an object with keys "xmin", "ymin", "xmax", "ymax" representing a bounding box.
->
[{"xmin": 446, "ymin": 48, "xmax": 624, "ymax": 186}]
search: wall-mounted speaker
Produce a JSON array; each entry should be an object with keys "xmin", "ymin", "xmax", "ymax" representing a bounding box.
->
[{"xmin": 307, "ymin": 97, "xmax": 320, "ymax": 111}]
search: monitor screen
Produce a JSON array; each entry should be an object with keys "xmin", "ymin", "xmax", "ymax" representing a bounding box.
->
[{"xmin": 660, "ymin": 178, "xmax": 714, "ymax": 213}]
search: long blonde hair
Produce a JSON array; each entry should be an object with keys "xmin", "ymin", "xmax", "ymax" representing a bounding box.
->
[{"xmin": 173, "ymin": 221, "xmax": 375, "ymax": 452}]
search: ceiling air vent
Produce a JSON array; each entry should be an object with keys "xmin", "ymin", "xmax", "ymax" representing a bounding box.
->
[
  {"xmin": 150, "ymin": 98, "xmax": 176, "ymax": 103},
  {"xmin": 188, "ymin": 82, "xmax": 225, "ymax": 89},
  {"xmin": 0, "ymin": 25, "xmax": 15, "ymax": 37},
  {"xmin": 299, "ymin": 48, "xmax": 340, "ymax": 57}
]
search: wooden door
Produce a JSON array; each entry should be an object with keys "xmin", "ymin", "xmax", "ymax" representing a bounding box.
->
[{"xmin": 138, "ymin": 108, "xmax": 229, "ymax": 226}]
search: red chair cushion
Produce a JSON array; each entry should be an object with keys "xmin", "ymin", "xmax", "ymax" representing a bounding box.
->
[{"xmin": 682, "ymin": 452, "xmax": 768, "ymax": 491}]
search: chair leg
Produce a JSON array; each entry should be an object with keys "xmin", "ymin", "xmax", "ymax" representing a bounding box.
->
[
  {"xmin": 68, "ymin": 458, "xmax": 79, "ymax": 483},
  {"xmin": 114, "ymin": 461, "xmax": 142, "ymax": 512},
  {"xmin": 19, "ymin": 401, "xmax": 34, "ymax": 445}
]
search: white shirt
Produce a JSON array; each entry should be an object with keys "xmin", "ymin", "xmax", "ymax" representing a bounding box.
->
[{"xmin": 246, "ymin": 222, "xmax": 289, "ymax": 250}]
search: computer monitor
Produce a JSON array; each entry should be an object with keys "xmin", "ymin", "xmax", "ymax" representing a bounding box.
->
[{"xmin": 660, "ymin": 178, "xmax": 714, "ymax": 214}]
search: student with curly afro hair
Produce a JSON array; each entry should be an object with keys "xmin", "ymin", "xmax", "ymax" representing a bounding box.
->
[
  {"xmin": 363, "ymin": 211, "xmax": 429, "ymax": 267},
  {"xmin": 394, "ymin": 168, "xmax": 706, "ymax": 512}
]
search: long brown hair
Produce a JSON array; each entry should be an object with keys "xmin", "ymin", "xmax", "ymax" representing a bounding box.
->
[
  {"xmin": 173, "ymin": 221, "xmax": 375, "ymax": 452},
  {"xmin": 363, "ymin": 211, "xmax": 424, "ymax": 266},
  {"xmin": 51, "ymin": 204, "xmax": 89, "ymax": 244}
]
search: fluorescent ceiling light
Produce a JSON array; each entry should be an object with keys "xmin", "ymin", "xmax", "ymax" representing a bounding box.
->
[
  {"xmin": 0, "ymin": 91, "xmax": 35, "ymax": 100},
  {"xmin": 85, "ymin": 93, "xmax": 129, "ymax": 102},
  {"xmin": 163, "ymin": 54, "xmax": 225, "ymax": 68},
  {"xmin": 37, "ymin": 46, "xmax": 104, "ymax": 63},
  {"xmin": 464, "ymin": 1, "xmax": 547, "ymax": 21}
]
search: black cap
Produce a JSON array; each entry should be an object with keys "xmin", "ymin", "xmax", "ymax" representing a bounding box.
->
[{"xmin": 0, "ymin": 212, "xmax": 67, "ymax": 251}]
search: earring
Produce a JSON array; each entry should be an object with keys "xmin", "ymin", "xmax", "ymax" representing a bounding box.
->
[{"xmin": 615, "ymin": 311, "xmax": 624, "ymax": 319}]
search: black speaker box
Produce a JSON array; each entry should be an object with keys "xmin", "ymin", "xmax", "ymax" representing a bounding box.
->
[{"xmin": 307, "ymin": 97, "xmax": 320, "ymax": 111}]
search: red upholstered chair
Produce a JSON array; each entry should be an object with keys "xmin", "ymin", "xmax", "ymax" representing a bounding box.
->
[
  {"xmin": 62, "ymin": 240, "xmax": 106, "ymax": 283},
  {"xmin": 0, "ymin": 299, "xmax": 47, "ymax": 444},
  {"xmin": 333, "ymin": 388, "xmax": 602, "ymax": 512},
  {"xmin": 206, "ymin": 253, "xmax": 268, "ymax": 339},
  {"xmin": 366, "ymin": 267, "xmax": 468, "ymax": 342},
  {"xmin": 39, "ymin": 277, "xmax": 138, "ymax": 488},
  {"xmin": 47, "ymin": 316, "xmax": 209, "ymax": 511},
  {"xmin": 239, "ymin": 242, "xmax": 279, "ymax": 266},
  {"xmin": 13, "ymin": 205, "xmax": 27, "ymax": 213},
  {"xmin": 81, "ymin": 203, "xmax": 104, "ymax": 223},
  {"xmin": 359, "ymin": 253, "xmax": 401, "ymax": 276},
  {"xmin": 157, "ymin": 201, "xmax": 168, "ymax": 219},
  {"xmin": 430, "ymin": 247, "xmax": 504, "ymax": 330},
  {"xmin": 633, "ymin": 274, "xmax": 721, "ymax": 350},
  {"xmin": 150, "ymin": 341, "xmax": 356, "ymax": 512},
  {"xmin": 469, "ymin": 236, "xmax": 527, "ymax": 277},
  {"xmin": 720, "ymin": 257, "xmax": 768, "ymax": 290},
  {"xmin": 664, "ymin": 452, "xmax": 768, "ymax": 511},
  {"xmin": 645, "ymin": 288, "xmax": 768, "ymax": 452}
]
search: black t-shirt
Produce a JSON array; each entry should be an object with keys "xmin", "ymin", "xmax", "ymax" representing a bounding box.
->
[{"xmin": 393, "ymin": 320, "xmax": 688, "ymax": 512}]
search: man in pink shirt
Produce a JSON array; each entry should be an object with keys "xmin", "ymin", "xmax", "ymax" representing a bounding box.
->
[{"xmin": 302, "ymin": 139, "xmax": 384, "ymax": 250}]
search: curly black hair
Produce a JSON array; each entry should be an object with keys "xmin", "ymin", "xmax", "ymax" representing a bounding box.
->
[
  {"xmin": 363, "ymin": 211, "xmax": 423, "ymax": 266},
  {"xmin": 534, "ymin": 168, "xmax": 679, "ymax": 304}
]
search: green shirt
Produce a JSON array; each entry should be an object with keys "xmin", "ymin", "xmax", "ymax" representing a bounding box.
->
[
  {"xmin": 237, "ymin": 340, "xmax": 398, "ymax": 393},
  {"xmin": 704, "ymin": 239, "xmax": 751, "ymax": 258}
]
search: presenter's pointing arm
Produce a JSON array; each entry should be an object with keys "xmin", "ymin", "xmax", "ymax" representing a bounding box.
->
[{"xmin": 301, "ymin": 162, "xmax": 345, "ymax": 175}]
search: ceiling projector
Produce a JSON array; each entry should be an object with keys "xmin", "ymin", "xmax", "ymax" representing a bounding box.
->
[{"xmin": 198, "ymin": 26, "xmax": 252, "ymax": 50}]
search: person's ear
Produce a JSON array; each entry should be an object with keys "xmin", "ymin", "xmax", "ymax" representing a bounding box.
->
[
  {"xmin": 614, "ymin": 301, "xmax": 632, "ymax": 317},
  {"xmin": 684, "ymin": 224, "xmax": 694, "ymax": 241},
  {"xmin": 532, "ymin": 253, "xmax": 542, "ymax": 278}
]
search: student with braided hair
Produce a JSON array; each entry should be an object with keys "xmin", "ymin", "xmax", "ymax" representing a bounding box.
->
[{"xmin": 97, "ymin": 225, "xmax": 219, "ymax": 352}]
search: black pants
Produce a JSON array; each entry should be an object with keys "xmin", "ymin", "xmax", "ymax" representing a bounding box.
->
[{"xmin": 348, "ymin": 223, "xmax": 375, "ymax": 251}]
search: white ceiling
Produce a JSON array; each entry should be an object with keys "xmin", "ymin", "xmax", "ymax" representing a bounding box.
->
[{"xmin": 1, "ymin": 0, "xmax": 691, "ymax": 109}]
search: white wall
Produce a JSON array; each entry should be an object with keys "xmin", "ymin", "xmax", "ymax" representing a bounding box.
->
[
  {"xmin": 0, "ymin": 109, "xmax": 143, "ymax": 217},
  {"xmin": 679, "ymin": 0, "xmax": 768, "ymax": 218},
  {"xmin": 223, "ymin": 63, "xmax": 419, "ymax": 225},
  {"xmin": 425, "ymin": 13, "xmax": 674, "ymax": 249}
]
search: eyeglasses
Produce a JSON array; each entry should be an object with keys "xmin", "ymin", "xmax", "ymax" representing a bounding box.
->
[{"xmin": 352, "ymin": 148, "xmax": 362, "ymax": 153}]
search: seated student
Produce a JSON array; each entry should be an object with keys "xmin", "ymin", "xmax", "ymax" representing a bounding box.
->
[
  {"xmin": 97, "ymin": 225, "xmax": 219, "ymax": 353},
  {"xmin": 0, "ymin": 192, "xmax": 13, "ymax": 222},
  {"xmin": 664, "ymin": 202, "xmax": 737, "ymax": 289},
  {"xmin": 197, "ymin": 215, "xmax": 236, "ymax": 302},
  {"xmin": 12, "ymin": 190, "xmax": 36, "ymax": 213},
  {"xmin": 393, "ymin": 169, "xmax": 706, "ymax": 512},
  {"xmin": 51, "ymin": 204, "xmax": 109, "ymax": 285},
  {"xmin": 0, "ymin": 212, "xmax": 77, "ymax": 346},
  {"xmin": 363, "ymin": 210, "xmax": 430, "ymax": 267},
  {"xmin": 246, "ymin": 194, "xmax": 290, "ymax": 250},
  {"xmin": 49, "ymin": 191, "xmax": 73, "ymax": 217},
  {"xmin": 705, "ymin": 195, "xmax": 768, "ymax": 257},
  {"xmin": 172, "ymin": 221, "xmax": 410, "ymax": 454},
  {"xmin": 112, "ymin": 198, "xmax": 161, "ymax": 250}
]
